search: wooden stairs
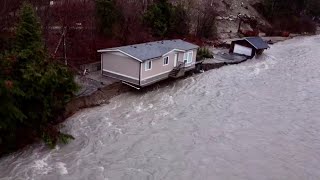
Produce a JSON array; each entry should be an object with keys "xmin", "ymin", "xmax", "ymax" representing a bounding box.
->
[{"xmin": 169, "ymin": 68, "xmax": 181, "ymax": 78}]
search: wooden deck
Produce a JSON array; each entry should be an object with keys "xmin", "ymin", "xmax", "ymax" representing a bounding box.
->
[{"xmin": 203, "ymin": 52, "xmax": 248, "ymax": 65}]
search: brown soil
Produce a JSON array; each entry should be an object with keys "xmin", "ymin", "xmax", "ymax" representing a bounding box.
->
[
  {"xmin": 63, "ymin": 61, "xmax": 235, "ymax": 121},
  {"xmin": 63, "ymin": 82, "xmax": 132, "ymax": 119}
]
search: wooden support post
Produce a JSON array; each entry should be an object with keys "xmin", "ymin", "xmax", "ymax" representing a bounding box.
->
[
  {"xmin": 238, "ymin": 19, "xmax": 242, "ymax": 33},
  {"xmin": 63, "ymin": 32, "xmax": 67, "ymax": 65}
]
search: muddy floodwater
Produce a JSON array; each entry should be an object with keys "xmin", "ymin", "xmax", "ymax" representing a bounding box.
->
[{"xmin": 1, "ymin": 35, "xmax": 320, "ymax": 180}]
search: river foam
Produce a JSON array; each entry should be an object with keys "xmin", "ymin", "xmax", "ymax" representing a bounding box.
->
[{"xmin": 1, "ymin": 35, "xmax": 320, "ymax": 180}]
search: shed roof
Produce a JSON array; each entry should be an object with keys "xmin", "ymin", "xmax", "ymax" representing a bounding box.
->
[
  {"xmin": 244, "ymin": 37, "xmax": 270, "ymax": 50},
  {"xmin": 98, "ymin": 39, "xmax": 199, "ymax": 62}
]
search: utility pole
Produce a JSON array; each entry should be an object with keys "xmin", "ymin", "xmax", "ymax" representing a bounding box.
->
[
  {"xmin": 63, "ymin": 31, "xmax": 67, "ymax": 65},
  {"xmin": 53, "ymin": 27, "xmax": 67, "ymax": 65}
]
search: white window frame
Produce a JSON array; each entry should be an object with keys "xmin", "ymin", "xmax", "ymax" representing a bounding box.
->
[
  {"xmin": 184, "ymin": 51, "xmax": 193, "ymax": 64},
  {"xmin": 183, "ymin": 53, "xmax": 188, "ymax": 64},
  {"xmin": 187, "ymin": 51, "xmax": 193, "ymax": 64},
  {"xmin": 163, "ymin": 56, "xmax": 169, "ymax": 66},
  {"xmin": 145, "ymin": 60, "xmax": 152, "ymax": 71}
]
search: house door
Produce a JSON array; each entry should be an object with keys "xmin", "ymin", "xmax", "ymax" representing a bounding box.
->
[{"xmin": 174, "ymin": 53, "xmax": 178, "ymax": 67}]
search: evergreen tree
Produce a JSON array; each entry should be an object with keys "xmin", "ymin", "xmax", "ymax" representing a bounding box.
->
[
  {"xmin": 263, "ymin": 0, "xmax": 320, "ymax": 18},
  {"xmin": 96, "ymin": 0, "xmax": 122, "ymax": 36},
  {"xmin": 0, "ymin": 3, "xmax": 78, "ymax": 155},
  {"xmin": 144, "ymin": 0, "xmax": 173, "ymax": 37},
  {"xmin": 306, "ymin": 0, "xmax": 320, "ymax": 16},
  {"xmin": 15, "ymin": 3, "xmax": 43, "ymax": 52},
  {"xmin": 262, "ymin": 0, "xmax": 317, "ymax": 33},
  {"xmin": 0, "ymin": 54, "xmax": 25, "ymax": 150},
  {"xmin": 169, "ymin": 4, "xmax": 190, "ymax": 36},
  {"xmin": 144, "ymin": 0, "xmax": 190, "ymax": 37}
]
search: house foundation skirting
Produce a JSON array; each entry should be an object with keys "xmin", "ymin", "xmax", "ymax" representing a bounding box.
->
[
  {"xmin": 140, "ymin": 72, "xmax": 171, "ymax": 87},
  {"xmin": 102, "ymin": 70, "xmax": 140, "ymax": 85}
]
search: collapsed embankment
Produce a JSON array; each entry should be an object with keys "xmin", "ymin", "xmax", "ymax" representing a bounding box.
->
[
  {"xmin": 63, "ymin": 61, "xmax": 236, "ymax": 120},
  {"xmin": 0, "ymin": 34, "xmax": 314, "ymax": 157},
  {"xmin": 60, "ymin": 33, "xmax": 319, "ymax": 123},
  {"xmin": 62, "ymin": 82, "xmax": 132, "ymax": 121}
]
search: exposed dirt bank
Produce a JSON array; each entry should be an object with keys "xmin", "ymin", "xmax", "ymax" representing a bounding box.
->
[
  {"xmin": 1, "ymin": 34, "xmax": 315, "ymax": 158},
  {"xmin": 63, "ymin": 34, "xmax": 314, "ymax": 121},
  {"xmin": 65, "ymin": 23, "xmax": 320, "ymax": 120},
  {"xmin": 63, "ymin": 60, "xmax": 247, "ymax": 121},
  {"xmin": 62, "ymin": 82, "xmax": 132, "ymax": 121}
]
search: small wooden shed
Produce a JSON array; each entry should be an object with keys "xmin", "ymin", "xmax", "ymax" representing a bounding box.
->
[{"xmin": 230, "ymin": 37, "xmax": 270, "ymax": 58}]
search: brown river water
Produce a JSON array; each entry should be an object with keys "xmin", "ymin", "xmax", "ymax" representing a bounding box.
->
[{"xmin": 1, "ymin": 35, "xmax": 320, "ymax": 180}]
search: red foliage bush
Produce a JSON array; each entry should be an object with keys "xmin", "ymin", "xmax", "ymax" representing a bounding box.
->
[
  {"xmin": 282, "ymin": 31, "xmax": 290, "ymax": 37},
  {"xmin": 4, "ymin": 80, "xmax": 13, "ymax": 89}
]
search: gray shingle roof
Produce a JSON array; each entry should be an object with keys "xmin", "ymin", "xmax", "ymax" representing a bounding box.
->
[
  {"xmin": 98, "ymin": 39, "xmax": 199, "ymax": 61},
  {"xmin": 245, "ymin": 37, "xmax": 270, "ymax": 50}
]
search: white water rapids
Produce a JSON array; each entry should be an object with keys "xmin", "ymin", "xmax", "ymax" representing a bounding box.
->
[{"xmin": 1, "ymin": 35, "xmax": 320, "ymax": 180}]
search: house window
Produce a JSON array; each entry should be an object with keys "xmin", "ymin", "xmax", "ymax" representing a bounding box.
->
[
  {"xmin": 163, "ymin": 56, "xmax": 169, "ymax": 66},
  {"xmin": 187, "ymin": 51, "xmax": 193, "ymax": 63},
  {"xmin": 183, "ymin": 53, "xmax": 188, "ymax": 64},
  {"xmin": 184, "ymin": 51, "xmax": 193, "ymax": 64},
  {"xmin": 145, "ymin": 60, "xmax": 152, "ymax": 71}
]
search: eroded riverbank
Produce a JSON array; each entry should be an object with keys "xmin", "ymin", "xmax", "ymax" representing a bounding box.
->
[
  {"xmin": 67, "ymin": 34, "xmax": 310, "ymax": 120},
  {"xmin": 1, "ymin": 35, "xmax": 320, "ymax": 180}
]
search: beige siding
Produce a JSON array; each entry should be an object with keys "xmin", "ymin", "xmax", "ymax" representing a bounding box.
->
[
  {"xmin": 141, "ymin": 52, "xmax": 175, "ymax": 80},
  {"xmin": 192, "ymin": 49, "xmax": 197, "ymax": 62},
  {"xmin": 102, "ymin": 52, "xmax": 140, "ymax": 79},
  {"xmin": 101, "ymin": 48, "xmax": 197, "ymax": 86},
  {"xmin": 177, "ymin": 49, "xmax": 197, "ymax": 63},
  {"xmin": 141, "ymin": 49, "xmax": 197, "ymax": 80}
]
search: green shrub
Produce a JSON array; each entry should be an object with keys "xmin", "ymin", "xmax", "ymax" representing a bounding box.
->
[{"xmin": 197, "ymin": 47, "xmax": 213, "ymax": 61}]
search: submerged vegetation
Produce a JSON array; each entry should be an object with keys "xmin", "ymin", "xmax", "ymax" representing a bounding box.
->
[{"xmin": 0, "ymin": 3, "xmax": 78, "ymax": 155}]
